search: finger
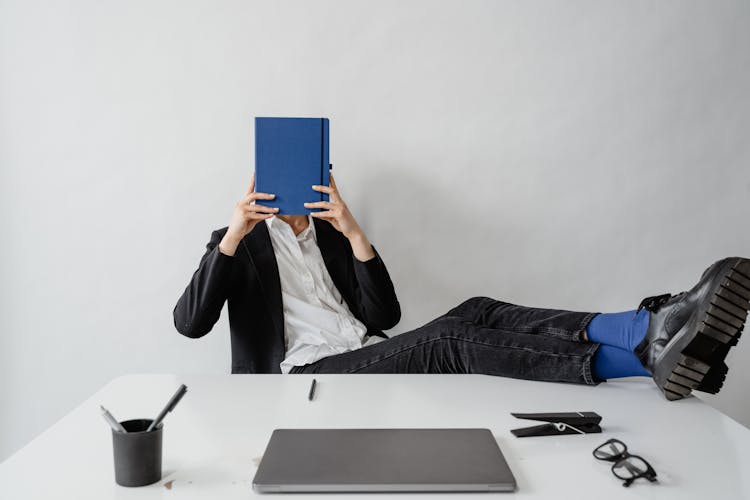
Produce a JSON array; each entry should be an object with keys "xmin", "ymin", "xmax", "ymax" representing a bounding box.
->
[
  {"xmin": 248, "ymin": 212, "xmax": 275, "ymax": 221},
  {"xmin": 310, "ymin": 210, "xmax": 336, "ymax": 218},
  {"xmin": 246, "ymin": 172, "xmax": 256, "ymax": 195},
  {"xmin": 312, "ymin": 184, "xmax": 336, "ymax": 195},
  {"xmin": 246, "ymin": 209, "xmax": 276, "ymax": 218},
  {"xmin": 247, "ymin": 192, "xmax": 276, "ymax": 202},
  {"xmin": 240, "ymin": 194, "xmax": 253, "ymax": 206},
  {"xmin": 245, "ymin": 205, "xmax": 279, "ymax": 214},
  {"xmin": 329, "ymin": 173, "xmax": 340, "ymax": 200},
  {"xmin": 303, "ymin": 201, "xmax": 337, "ymax": 209},
  {"xmin": 241, "ymin": 193, "xmax": 255, "ymax": 204}
]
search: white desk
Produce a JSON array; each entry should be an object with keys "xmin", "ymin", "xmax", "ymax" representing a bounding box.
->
[{"xmin": 1, "ymin": 374, "xmax": 749, "ymax": 499}]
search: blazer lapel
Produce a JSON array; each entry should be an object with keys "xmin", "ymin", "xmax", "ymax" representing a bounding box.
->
[
  {"xmin": 314, "ymin": 218, "xmax": 350, "ymax": 300},
  {"xmin": 240, "ymin": 221, "xmax": 284, "ymax": 343}
]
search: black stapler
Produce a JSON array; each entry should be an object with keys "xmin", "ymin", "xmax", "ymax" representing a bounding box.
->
[{"xmin": 510, "ymin": 411, "xmax": 602, "ymax": 437}]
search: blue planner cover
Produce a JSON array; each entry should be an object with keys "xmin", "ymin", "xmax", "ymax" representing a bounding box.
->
[{"xmin": 254, "ymin": 117, "xmax": 330, "ymax": 215}]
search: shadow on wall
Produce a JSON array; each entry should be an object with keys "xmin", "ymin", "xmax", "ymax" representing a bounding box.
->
[{"xmin": 353, "ymin": 166, "xmax": 556, "ymax": 333}]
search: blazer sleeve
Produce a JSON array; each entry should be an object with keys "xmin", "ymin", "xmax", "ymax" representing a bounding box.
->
[
  {"xmin": 173, "ymin": 228, "xmax": 235, "ymax": 338},
  {"xmin": 351, "ymin": 244, "xmax": 401, "ymax": 330}
]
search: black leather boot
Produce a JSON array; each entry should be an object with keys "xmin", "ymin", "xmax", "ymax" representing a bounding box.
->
[{"xmin": 634, "ymin": 257, "xmax": 750, "ymax": 401}]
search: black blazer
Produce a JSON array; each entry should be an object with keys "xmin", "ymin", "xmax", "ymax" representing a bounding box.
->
[{"xmin": 173, "ymin": 218, "xmax": 401, "ymax": 373}]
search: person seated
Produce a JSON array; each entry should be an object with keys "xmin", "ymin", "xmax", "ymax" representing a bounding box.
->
[{"xmin": 174, "ymin": 174, "xmax": 748, "ymax": 401}]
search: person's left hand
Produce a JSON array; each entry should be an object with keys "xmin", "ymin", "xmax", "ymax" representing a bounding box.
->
[{"xmin": 304, "ymin": 173, "xmax": 363, "ymax": 240}]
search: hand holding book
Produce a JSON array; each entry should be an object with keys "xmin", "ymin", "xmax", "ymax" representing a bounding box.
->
[
  {"xmin": 305, "ymin": 173, "xmax": 375, "ymax": 262},
  {"xmin": 219, "ymin": 173, "xmax": 278, "ymax": 257}
]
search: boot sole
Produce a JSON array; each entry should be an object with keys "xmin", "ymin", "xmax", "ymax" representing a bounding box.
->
[{"xmin": 661, "ymin": 258, "xmax": 750, "ymax": 401}]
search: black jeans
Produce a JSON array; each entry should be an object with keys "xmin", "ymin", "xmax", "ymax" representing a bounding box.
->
[{"xmin": 290, "ymin": 296, "xmax": 602, "ymax": 385}]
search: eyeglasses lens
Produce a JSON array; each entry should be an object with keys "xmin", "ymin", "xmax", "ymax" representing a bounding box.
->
[
  {"xmin": 612, "ymin": 456, "xmax": 650, "ymax": 480},
  {"xmin": 594, "ymin": 440, "xmax": 626, "ymax": 460}
]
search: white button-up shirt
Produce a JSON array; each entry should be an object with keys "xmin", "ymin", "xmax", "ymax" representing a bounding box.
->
[{"xmin": 265, "ymin": 216, "xmax": 384, "ymax": 373}]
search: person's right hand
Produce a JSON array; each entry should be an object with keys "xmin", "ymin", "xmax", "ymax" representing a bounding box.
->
[{"xmin": 219, "ymin": 173, "xmax": 277, "ymax": 256}]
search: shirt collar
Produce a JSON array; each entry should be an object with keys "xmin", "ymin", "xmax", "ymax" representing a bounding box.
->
[{"xmin": 265, "ymin": 215, "xmax": 317, "ymax": 242}]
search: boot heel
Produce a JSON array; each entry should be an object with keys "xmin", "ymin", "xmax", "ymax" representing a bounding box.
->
[
  {"xmin": 691, "ymin": 260, "xmax": 750, "ymax": 357},
  {"xmin": 665, "ymin": 259, "xmax": 750, "ymax": 400},
  {"xmin": 697, "ymin": 361, "xmax": 729, "ymax": 394},
  {"xmin": 662, "ymin": 354, "xmax": 709, "ymax": 401},
  {"xmin": 702, "ymin": 261, "xmax": 749, "ymax": 344}
]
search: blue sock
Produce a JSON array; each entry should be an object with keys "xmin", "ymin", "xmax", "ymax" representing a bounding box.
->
[
  {"xmin": 586, "ymin": 309, "xmax": 650, "ymax": 352},
  {"xmin": 593, "ymin": 345, "xmax": 651, "ymax": 379}
]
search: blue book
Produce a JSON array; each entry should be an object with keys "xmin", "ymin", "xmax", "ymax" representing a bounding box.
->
[{"xmin": 254, "ymin": 117, "xmax": 330, "ymax": 215}]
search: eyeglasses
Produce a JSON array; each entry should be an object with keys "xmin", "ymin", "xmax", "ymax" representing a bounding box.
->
[{"xmin": 592, "ymin": 439, "xmax": 658, "ymax": 487}]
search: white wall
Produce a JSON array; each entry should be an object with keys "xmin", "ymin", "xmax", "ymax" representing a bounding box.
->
[{"xmin": 1, "ymin": 0, "xmax": 749, "ymax": 461}]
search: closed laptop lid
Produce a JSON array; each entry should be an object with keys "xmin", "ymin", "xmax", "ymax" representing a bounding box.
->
[{"xmin": 252, "ymin": 428, "xmax": 517, "ymax": 493}]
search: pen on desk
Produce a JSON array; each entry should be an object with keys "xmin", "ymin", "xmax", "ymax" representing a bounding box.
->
[
  {"xmin": 308, "ymin": 378, "xmax": 317, "ymax": 401},
  {"xmin": 146, "ymin": 384, "xmax": 188, "ymax": 432},
  {"xmin": 100, "ymin": 405, "xmax": 127, "ymax": 433}
]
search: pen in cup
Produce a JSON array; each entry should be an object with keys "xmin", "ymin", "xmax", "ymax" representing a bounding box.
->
[
  {"xmin": 100, "ymin": 405, "xmax": 127, "ymax": 433},
  {"xmin": 146, "ymin": 384, "xmax": 188, "ymax": 432}
]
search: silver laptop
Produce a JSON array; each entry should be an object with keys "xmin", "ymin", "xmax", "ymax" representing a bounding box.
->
[{"xmin": 252, "ymin": 428, "xmax": 517, "ymax": 493}]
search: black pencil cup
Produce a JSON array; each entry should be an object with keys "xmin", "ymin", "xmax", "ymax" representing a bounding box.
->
[{"xmin": 111, "ymin": 419, "xmax": 163, "ymax": 487}]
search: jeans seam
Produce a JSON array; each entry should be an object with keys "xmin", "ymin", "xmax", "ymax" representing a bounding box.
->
[
  {"xmin": 578, "ymin": 312, "xmax": 600, "ymax": 340},
  {"xmin": 346, "ymin": 335, "xmax": 590, "ymax": 374},
  {"xmin": 452, "ymin": 324, "xmax": 588, "ymax": 342},
  {"xmin": 581, "ymin": 342, "xmax": 600, "ymax": 385},
  {"xmin": 540, "ymin": 329, "xmax": 581, "ymax": 341}
]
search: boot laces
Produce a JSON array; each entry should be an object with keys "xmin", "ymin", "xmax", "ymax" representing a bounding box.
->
[{"xmin": 636, "ymin": 293, "xmax": 673, "ymax": 314}]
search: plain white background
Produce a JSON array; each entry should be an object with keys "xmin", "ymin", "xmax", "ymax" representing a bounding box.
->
[{"xmin": 1, "ymin": 0, "xmax": 749, "ymax": 462}]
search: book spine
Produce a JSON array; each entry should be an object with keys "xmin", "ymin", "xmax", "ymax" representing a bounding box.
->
[
  {"xmin": 321, "ymin": 118, "xmax": 330, "ymax": 203},
  {"xmin": 254, "ymin": 117, "xmax": 261, "ymax": 204}
]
